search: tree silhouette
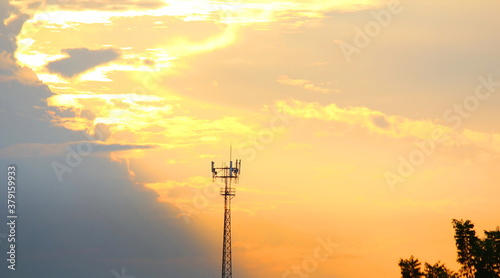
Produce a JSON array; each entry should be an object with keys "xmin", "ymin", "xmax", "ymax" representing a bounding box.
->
[
  {"xmin": 399, "ymin": 256, "xmax": 424, "ymax": 278},
  {"xmin": 453, "ymin": 219, "xmax": 479, "ymax": 277},
  {"xmin": 483, "ymin": 228, "xmax": 500, "ymax": 275},
  {"xmin": 424, "ymin": 262, "xmax": 458, "ymax": 278},
  {"xmin": 399, "ymin": 219, "xmax": 500, "ymax": 278},
  {"xmin": 453, "ymin": 219, "xmax": 500, "ymax": 278}
]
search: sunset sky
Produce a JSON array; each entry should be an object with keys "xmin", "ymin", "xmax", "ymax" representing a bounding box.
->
[{"xmin": 1, "ymin": 0, "xmax": 500, "ymax": 277}]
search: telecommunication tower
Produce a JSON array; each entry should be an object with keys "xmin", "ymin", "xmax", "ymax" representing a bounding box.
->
[{"xmin": 211, "ymin": 152, "xmax": 241, "ymax": 278}]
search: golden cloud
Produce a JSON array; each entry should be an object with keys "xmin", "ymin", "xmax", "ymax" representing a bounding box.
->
[
  {"xmin": 275, "ymin": 99, "xmax": 500, "ymax": 154},
  {"xmin": 277, "ymin": 75, "xmax": 333, "ymax": 94}
]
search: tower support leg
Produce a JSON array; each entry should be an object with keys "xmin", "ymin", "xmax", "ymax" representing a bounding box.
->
[{"xmin": 221, "ymin": 184, "xmax": 232, "ymax": 278}]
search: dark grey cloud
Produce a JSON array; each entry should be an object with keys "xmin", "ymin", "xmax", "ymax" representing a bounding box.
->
[
  {"xmin": 0, "ymin": 155, "xmax": 216, "ymax": 278},
  {"xmin": 0, "ymin": 142, "xmax": 157, "ymax": 158},
  {"xmin": 46, "ymin": 48, "xmax": 120, "ymax": 78},
  {"xmin": 371, "ymin": 115, "xmax": 390, "ymax": 129},
  {"xmin": 0, "ymin": 78, "xmax": 73, "ymax": 149},
  {"xmin": 86, "ymin": 142, "xmax": 157, "ymax": 152},
  {"xmin": 0, "ymin": 1, "xmax": 221, "ymax": 277}
]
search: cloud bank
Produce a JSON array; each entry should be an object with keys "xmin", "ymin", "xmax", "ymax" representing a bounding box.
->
[{"xmin": 0, "ymin": 1, "xmax": 217, "ymax": 277}]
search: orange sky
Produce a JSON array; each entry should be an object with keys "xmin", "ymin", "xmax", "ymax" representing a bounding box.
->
[{"xmin": 7, "ymin": 0, "xmax": 500, "ymax": 277}]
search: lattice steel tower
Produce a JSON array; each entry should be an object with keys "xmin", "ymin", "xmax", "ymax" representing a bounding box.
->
[{"xmin": 211, "ymin": 155, "xmax": 241, "ymax": 278}]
